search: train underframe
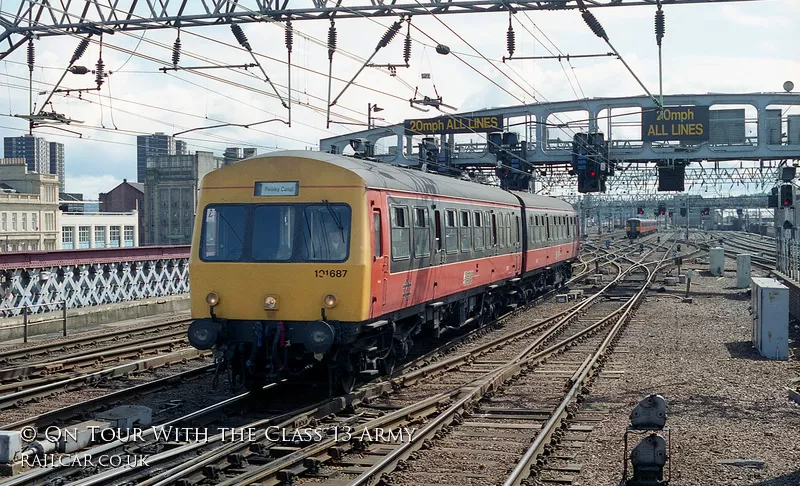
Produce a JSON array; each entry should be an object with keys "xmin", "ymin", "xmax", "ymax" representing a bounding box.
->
[{"xmin": 192, "ymin": 261, "xmax": 574, "ymax": 395}]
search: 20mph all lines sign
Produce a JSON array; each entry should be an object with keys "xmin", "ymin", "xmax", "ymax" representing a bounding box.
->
[{"xmin": 641, "ymin": 106, "xmax": 710, "ymax": 142}]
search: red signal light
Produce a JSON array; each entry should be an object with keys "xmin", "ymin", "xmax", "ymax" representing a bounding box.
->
[
  {"xmin": 783, "ymin": 199, "xmax": 792, "ymax": 207},
  {"xmin": 589, "ymin": 170, "xmax": 596, "ymax": 177}
]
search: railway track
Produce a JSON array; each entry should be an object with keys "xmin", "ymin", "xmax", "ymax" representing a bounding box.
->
[
  {"xmin": 3, "ymin": 236, "xmax": 682, "ymax": 486},
  {"xmin": 0, "ymin": 235, "xmax": 678, "ymax": 485},
  {"xmin": 0, "ymin": 315, "xmax": 191, "ymax": 364}
]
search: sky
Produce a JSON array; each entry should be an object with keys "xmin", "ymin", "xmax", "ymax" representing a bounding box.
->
[{"xmin": 0, "ymin": 0, "xmax": 798, "ymax": 199}]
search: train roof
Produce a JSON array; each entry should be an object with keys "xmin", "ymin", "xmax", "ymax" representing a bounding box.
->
[{"xmin": 241, "ymin": 151, "xmax": 574, "ymax": 212}]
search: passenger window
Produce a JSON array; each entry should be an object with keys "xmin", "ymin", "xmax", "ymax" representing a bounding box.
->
[
  {"xmin": 373, "ymin": 211, "xmax": 382, "ymax": 259},
  {"xmin": 459, "ymin": 210, "xmax": 472, "ymax": 253},
  {"xmin": 491, "ymin": 213, "xmax": 498, "ymax": 247},
  {"xmin": 413, "ymin": 207, "xmax": 430, "ymax": 257},
  {"xmin": 505, "ymin": 214, "xmax": 511, "ymax": 246},
  {"xmin": 473, "ymin": 211, "xmax": 484, "ymax": 250},
  {"xmin": 391, "ymin": 206, "xmax": 410, "ymax": 260},
  {"xmin": 497, "ymin": 213, "xmax": 504, "ymax": 248},
  {"xmin": 546, "ymin": 215, "xmax": 551, "ymax": 240},
  {"xmin": 484, "ymin": 211, "xmax": 492, "ymax": 248},
  {"xmin": 445, "ymin": 209, "xmax": 458, "ymax": 253}
]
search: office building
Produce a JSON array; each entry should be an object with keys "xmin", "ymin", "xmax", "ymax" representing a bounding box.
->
[
  {"xmin": 137, "ymin": 133, "xmax": 177, "ymax": 183},
  {"xmin": 176, "ymin": 140, "xmax": 187, "ymax": 155},
  {"xmin": 60, "ymin": 192, "xmax": 84, "ymax": 214},
  {"xmin": 0, "ymin": 158, "xmax": 60, "ymax": 252},
  {"xmin": 60, "ymin": 211, "xmax": 139, "ymax": 249},
  {"xmin": 4, "ymin": 135, "xmax": 50, "ymax": 174},
  {"xmin": 223, "ymin": 147, "xmax": 257, "ymax": 166},
  {"xmin": 144, "ymin": 151, "xmax": 223, "ymax": 245},
  {"xmin": 49, "ymin": 142, "xmax": 65, "ymax": 191}
]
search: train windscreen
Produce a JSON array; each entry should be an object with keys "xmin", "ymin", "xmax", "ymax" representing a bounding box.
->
[{"xmin": 200, "ymin": 203, "xmax": 351, "ymax": 262}]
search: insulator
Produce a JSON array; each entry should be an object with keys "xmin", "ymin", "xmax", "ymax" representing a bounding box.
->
[
  {"xmin": 285, "ymin": 21, "xmax": 294, "ymax": 53},
  {"xmin": 231, "ymin": 23, "xmax": 251, "ymax": 51},
  {"xmin": 172, "ymin": 37, "xmax": 182, "ymax": 66},
  {"xmin": 582, "ymin": 11, "xmax": 608, "ymax": 41},
  {"xmin": 68, "ymin": 65, "xmax": 89, "ymax": 75},
  {"xmin": 655, "ymin": 9, "xmax": 665, "ymax": 46},
  {"xmin": 507, "ymin": 25, "xmax": 515, "ymax": 57},
  {"xmin": 377, "ymin": 21, "xmax": 402, "ymax": 49},
  {"xmin": 26, "ymin": 38, "xmax": 34, "ymax": 72},
  {"xmin": 327, "ymin": 21, "xmax": 337, "ymax": 60},
  {"xmin": 435, "ymin": 44, "xmax": 450, "ymax": 55},
  {"xmin": 95, "ymin": 58, "xmax": 105, "ymax": 88},
  {"xmin": 403, "ymin": 33, "xmax": 412, "ymax": 64},
  {"xmin": 70, "ymin": 38, "xmax": 90, "ymax": 65}
]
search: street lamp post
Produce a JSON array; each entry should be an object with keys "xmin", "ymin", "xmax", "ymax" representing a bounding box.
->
[{"xmin": 368, "ymin": 103, "xmax": 383, "ymax": 129}]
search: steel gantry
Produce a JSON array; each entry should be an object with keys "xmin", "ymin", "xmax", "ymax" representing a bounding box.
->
[{"xmin": 0, "ymin": 0, "xmax": 765, "ymax": 60}]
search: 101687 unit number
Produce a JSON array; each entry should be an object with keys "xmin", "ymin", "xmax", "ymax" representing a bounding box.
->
[{"xmin": 315, "ymin": 270, "xmax": 348, "ymax": 278}]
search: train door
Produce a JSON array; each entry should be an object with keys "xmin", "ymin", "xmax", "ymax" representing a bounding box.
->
[
  {"xmin": 432, "ymin": 209, "xmax": 445, "ymax": 299},
  {"xmin": 434, "ymin": 210, "xmax": 445, "ymax": 265},
  {"xmin": 491, "ymin": 213, "xmax": 499, "ymax": 256},
  {"xmin": 371, "ymin": 208, "xmax": 388, "ymax": 317},
  {"xmin": 514, "ymin": 215, "xmax": 522, "ymax": 273}
]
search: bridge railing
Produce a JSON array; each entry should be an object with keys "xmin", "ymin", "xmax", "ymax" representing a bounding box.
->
[{"xmin": 0, "ymin": 246, "xmax": 191, "ymax": 317}]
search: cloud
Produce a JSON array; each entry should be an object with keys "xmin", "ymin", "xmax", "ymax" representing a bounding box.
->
[
  {"xmin": 0, "ymin": 0, "xmax": 796, "ymax": 198},
  {"xmin": 65, "ymin": 174, "xmax": 122, "ymax": 200}
]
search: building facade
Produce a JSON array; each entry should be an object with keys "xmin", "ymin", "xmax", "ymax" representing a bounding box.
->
[
  {"xmin": 176, "ymin": 140, "xmax": 188, "ymax": 155},
  {"xmin": 60, "ymin": 192, "xmax": 84, "ymax": 214},
  {"xmin": 3, "ymin": 136, "xmax": 66, "ymax": 191},
  {"xmin": 60, "ymin": 211, "xmax": 139, "ymax": 249},
  {"xmin": 144, "ymin": 151, "xmax": 223, "ymax": 245},
  {"xmin": 49, "ymin": 142, "xmax": 65, "ymax": 192},
  {"xmin": 99, "ymin": 179, "xmax": 145, "ymax": 244},
  {"xmin": 0, "ymin": 158, "xmax": 60, "ymax": 252},
  {"xmin": 4, "ymin": 135, "xmax": 50, "ymax": 174},
  {"xmin": 137, "ymin": 133, "xmax": 188, "ymax": 183},
  {"xmin": 223, "ymin": 147, "xmax": 257, "ymax": 166}
]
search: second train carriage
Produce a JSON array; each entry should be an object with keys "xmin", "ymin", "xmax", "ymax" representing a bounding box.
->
[
  {"xmin": 187, "ymin": 151, "xmax": 580, "ymax": 392},
  {"xmin": 626, "ymin": 218, "xmax": 657, "ymax": 238}
]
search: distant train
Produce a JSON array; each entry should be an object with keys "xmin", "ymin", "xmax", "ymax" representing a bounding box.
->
[
  {"xmin": 187, "ymin": 151, "xmax": 580, "ymax": 393},
  {"xmin": 626, "ymin": 218, "xmax": 657, "ymax": 238}
]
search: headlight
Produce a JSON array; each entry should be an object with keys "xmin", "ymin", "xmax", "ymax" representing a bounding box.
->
[
  {"xmin": 206, "ymin": 292, "xmax": 219, "ymax": 306},
  {"xmin": 264, "ymin": 296, "xmax": 278, "ymax": 310},
  {"xmin": 324, "ymin": 294, "xmax": 337, "ymax": 308}
]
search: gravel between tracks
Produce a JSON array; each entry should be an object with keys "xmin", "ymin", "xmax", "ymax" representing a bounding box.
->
[{"xmin": 575, "ymin": 257, "xmax": 800, "ymax": 485}]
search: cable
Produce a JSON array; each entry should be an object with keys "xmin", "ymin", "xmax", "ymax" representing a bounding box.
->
[
  {"xmin": 0, "ymin": 6, "xmax": 386, "ymax": 128},
  {"xmin": 0, "ymin": 69, "xmax": 324, "ymax": 146},
  {"xmin": 0, "ymin": 78, "xmax": 316, "ymax": 149}
]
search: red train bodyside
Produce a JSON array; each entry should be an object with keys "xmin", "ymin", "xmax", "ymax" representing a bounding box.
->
[{"xmin": 366, "ymin": 186, "xmax": 579, "ymax": 321}]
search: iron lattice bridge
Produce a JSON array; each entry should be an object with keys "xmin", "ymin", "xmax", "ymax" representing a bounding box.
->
[{"xmin": 0, "ymin": 246, "xmax": 190, "ymax": 317}]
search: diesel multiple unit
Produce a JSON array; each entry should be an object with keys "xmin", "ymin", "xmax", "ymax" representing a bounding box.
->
[
  {"xmin": 626, "ymin": 218, "xmax": 657, "ymax": 238},
  {"xmin": 187, "ymin": 151, "xmax": 580, "ymax": 392}
]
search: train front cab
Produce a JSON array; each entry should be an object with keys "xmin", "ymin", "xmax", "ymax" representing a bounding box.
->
[
  {"xmin": 187, "ymin": 155, "xmax": 372, "ymax": 390},
  {"xmin": 626, "ymin": 219, "xmax": 640, "ymax": 238}
]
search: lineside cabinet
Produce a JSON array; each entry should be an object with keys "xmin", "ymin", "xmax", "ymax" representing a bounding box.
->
[{"xmin": 750, "ymin": 277, "xmax": 789, "ymax": 360}]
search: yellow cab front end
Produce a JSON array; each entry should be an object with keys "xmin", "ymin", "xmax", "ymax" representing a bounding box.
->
[{"xmin": 186, "ymin": 153, "xmax": 370, "ymax": 386}]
